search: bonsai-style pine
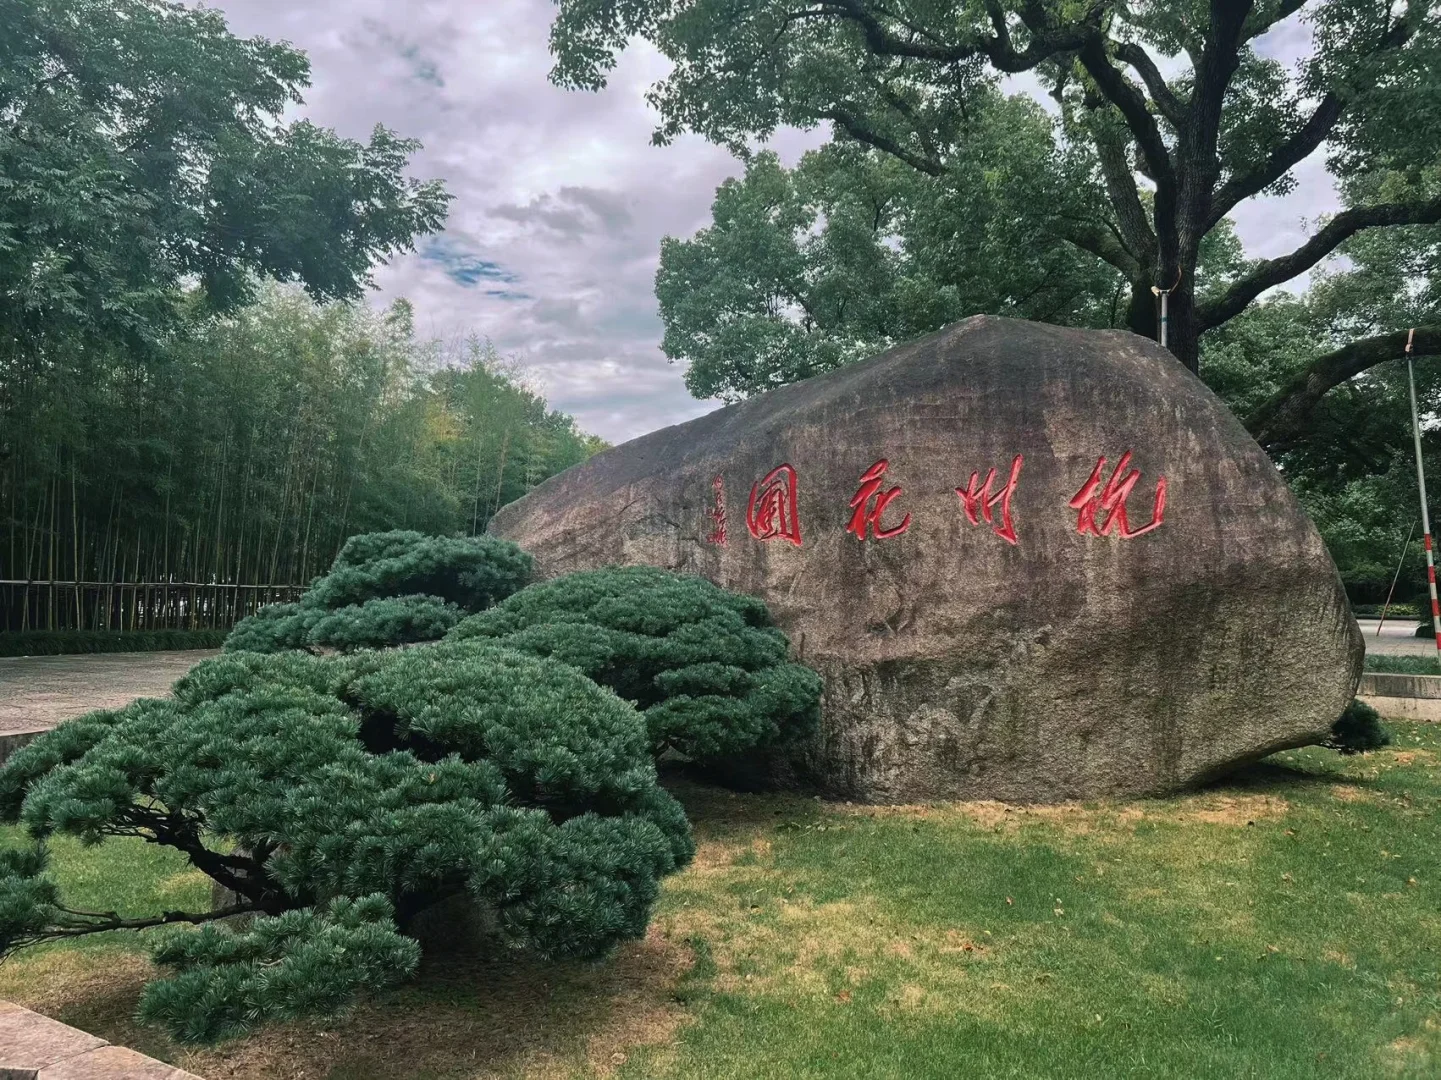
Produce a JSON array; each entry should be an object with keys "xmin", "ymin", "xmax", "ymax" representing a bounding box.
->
[
  {"xmin": 448, "ymin": 565, "xmax": 823, "ymax": 761},
  {"xmin": 225, "ymin": 530, "xmax": 533, "ymax": 653},
  {"xmin": 0, "ymin": 640, "xmax": 693, "ymax": 1043}
]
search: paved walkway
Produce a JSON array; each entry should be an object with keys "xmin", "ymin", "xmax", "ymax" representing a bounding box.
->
[
  {"xmin": 0, "ymin": 650, "xmax": 218, "ymax": 735},
  {"xmin": 1355, "ymin": 618, "xmax": 1439, "ymax": 657}
]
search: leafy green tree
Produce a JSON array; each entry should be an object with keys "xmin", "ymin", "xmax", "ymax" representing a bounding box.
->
[
  {"xmin": 1198, "ymin": 208, "xmax": 1441, "ymax": 597},
  {"xmin": 551, "ymin": 0, "xmax": 1441, "ymax": 428},
  {"xmin": 448, "ymin": 566, "xmax": 823, "ymax": 761},
  {"xmin": 0, "ymin": 640, "xmax": 693, "ymax": 1043},
  {"xmin": 0, "ymin": 0, "xmax": 450, "ymax": 357}
]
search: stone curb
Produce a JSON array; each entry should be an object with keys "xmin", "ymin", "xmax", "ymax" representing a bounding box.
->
[
  {"xmin": 0, "ymin": 729, "xmax": 47, "ymax": 766},
  {"xmin": 1358, "ymin": 672, "xmax": 1441, "ymax": 722},
  {"xmin": 0, "ymin": 1001, "xmax": 203, "ymax": 1079}
]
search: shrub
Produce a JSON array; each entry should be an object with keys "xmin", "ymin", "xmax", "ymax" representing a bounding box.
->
[
  {"xmin": 1325, "ymin": 699, "xmax": 1392, "ymax": 754},
  {"xmin": 223, "ymin": 602, "xmax": 316, "ymax": 654},
  {"xmin": 0, "ymin": 629, "xmax": 229, "ymax": 657},
  {"xmin": 447, "ymin": 566, "xmax": 822, "ymax": 761},
  {"xmin": 224, "ymin": 531, "xmax": 531, "ymax": 653},
  {"xmin": 306, "ymin": 530, "xmax": 533, "ymax": 612},
  {"xmin": 303, "ymin": 595, "xmax": 464, "ymax": 651},
  {"xmin": 0, "ymin": 637, "xmax": 692, "ymax": 1043},
  {"xmin": 1349, "ymin": 602, "xmax": 1417, "ymax": 619}
]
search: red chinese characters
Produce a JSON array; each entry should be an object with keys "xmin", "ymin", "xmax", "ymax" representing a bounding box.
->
[
  {"xmin": 1068, "ymin": 451, "xmax": 1167, "ymax": 538},
  {"xmin": 956, "ymin": 455, "xmax": 1023, "ymax": 545},
  {"xmin": 746, "ymin": 464, "xmax": 802, "ymax": 545},
  {"xmin": 847, "ymin": 459, "xmax": 911, "ymax": 541},
  {"xmin": 706, "ymin": 473, "xmax": 727, "ymax": 546}
]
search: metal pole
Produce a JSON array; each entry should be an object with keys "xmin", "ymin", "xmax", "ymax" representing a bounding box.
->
[
  {"xmin": 1376, "ymin": 518, "xmax": 1416, "ymax": 635},
  {"xmin": 1403, "ymin": 328, "xmax": 1441, "ymax": 662}
]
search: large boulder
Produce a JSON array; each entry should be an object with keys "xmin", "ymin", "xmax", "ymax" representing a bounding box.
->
[{"xmin": 489, "ymin": 317, "xmax": 1362, "ymax": 803}]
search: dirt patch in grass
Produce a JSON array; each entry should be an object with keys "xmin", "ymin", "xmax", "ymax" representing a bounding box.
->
[
  {"xmin": 199, "ymin": 929, "xmax": 696, "ymax": 1080},
  {"xmin": 1330, "ymin": 784, "xmax": 1379, "ymax": 803},
  {"xmin": 832, "ymin": 792, "xmax": 1287, "ymax": 834},
  {"xmin": 656, "ymin": 872, "xmax": 1005, "ymax": 1024},
  {"xmin": 0, "ymin": 948, "xmax": 155, "ymax": 1037},
  {"xmin": 0, "ymin": 929, "xmax": 698, "ymax": 1080}
]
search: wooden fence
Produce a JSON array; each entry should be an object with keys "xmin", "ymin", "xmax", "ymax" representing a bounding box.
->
[{"xmin": 0, "ymin": 580, "xmax": 308, "ymax": 634}]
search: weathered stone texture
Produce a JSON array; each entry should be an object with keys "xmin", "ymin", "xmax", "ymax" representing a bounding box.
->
[{"xmin": 489, "ymin": 317, "xmax": 1362, "ymax": 802}]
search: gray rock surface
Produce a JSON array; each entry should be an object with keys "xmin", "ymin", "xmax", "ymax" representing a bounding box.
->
[{"xmin": 489, "ymin": 316, "xmax": 1362, "ymax": 803}]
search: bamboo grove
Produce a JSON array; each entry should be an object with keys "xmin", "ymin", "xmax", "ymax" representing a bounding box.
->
[{"xmin": 0, "ymin": 286, "xmax": 599, "ymax": 632}]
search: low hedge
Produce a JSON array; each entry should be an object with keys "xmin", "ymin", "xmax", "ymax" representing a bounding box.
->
[
  {"xmin": 1350, "ymin": 603, "xmax": 1418, "ymax": 618},
  {"xmin": 0, "ymin": 629, "xmax": 229, "ymax": 657}
]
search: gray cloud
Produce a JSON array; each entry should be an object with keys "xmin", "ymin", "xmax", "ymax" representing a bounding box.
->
[{"xmin": 214, "ymin": 0, "xmax": 1343, "ymax": 444}]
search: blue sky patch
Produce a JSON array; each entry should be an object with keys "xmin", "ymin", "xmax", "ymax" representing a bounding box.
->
[{"xmin": 421, "ymin": 238, "xmax": 520, "ymax": 288}]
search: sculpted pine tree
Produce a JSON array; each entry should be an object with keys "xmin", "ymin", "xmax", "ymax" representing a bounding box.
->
[
  {"xmin": 448, "ymin": 566, "xmax": 823, "ymax": 761},
  {"xmin": 225, "ymin": 531, "xmax": 534, "ymax": 652},
  {"xmin": 549, "ymin": 1, "xmax": 1441, "ymax": 445},
  {"xmin": 0, "ymin": 534, "xmax": 823, "ymax": 1041},
  {"xmin": 0, "ymin": 642, "xmax": 694, "ymax": 1043}
]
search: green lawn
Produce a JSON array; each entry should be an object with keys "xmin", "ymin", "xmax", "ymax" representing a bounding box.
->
[
  {"xmin": 1365, "ymin": 654, "xmax": 1441, "ymax": 674},
  {"xmin": 3, "ymin": 725, "xmax": 1439, "ymax": 1079}
]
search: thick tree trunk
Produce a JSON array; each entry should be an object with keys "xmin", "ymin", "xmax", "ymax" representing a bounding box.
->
[
  {"xmin": 1166, "ymin": 277, "xmax": 1200, "ymax": 374},
  {"xmin": 1123, "ymin": 270, "xmax": 1199, "ymax": 374}
]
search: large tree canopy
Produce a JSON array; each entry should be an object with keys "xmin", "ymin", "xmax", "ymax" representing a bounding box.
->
[
  {"xmin": 0, "ymin": 0, "xmax": 450, "ymax": 356},
  {"xmin": 550, "ymin": 0, "xmax": 1441, "ymax": 435}
]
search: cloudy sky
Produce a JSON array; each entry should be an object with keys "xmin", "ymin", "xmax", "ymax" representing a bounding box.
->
[{"xmin": 213, "ymin": 0, "xmax": 1339, "ymax": 445}]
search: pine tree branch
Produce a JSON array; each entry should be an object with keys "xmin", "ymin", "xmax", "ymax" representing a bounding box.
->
[
  {"xmin": 1246, "ymin": 327, "xmax": 1441, "ymax": 449},
  {"xmin": 1199, "ymin": 194, "xmax": 1441, "ymax": 330},
  {"xmin": 5, "ymin": 902, "xmax": 258, "ymax": 956}
]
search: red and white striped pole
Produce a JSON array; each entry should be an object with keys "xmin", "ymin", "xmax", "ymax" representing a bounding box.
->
[{"xmin": 1403, "ymin": 328, "xmax": 1441, "ymax": 662}]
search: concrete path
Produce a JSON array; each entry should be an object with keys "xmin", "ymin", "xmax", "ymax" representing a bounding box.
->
[
  {"xmin": 1355, "ymin": 618, "xmax": 1439, "ymax": 657},
  {"xmin": 0, "ymin": 650, "xmax": 218, "ymax": 735}
]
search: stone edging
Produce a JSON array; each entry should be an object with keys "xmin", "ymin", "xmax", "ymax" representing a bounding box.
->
[
  {"xmin": 0, "ymin": 728, "xmax": 47, "ymax": 766},
  {"xmin": 0, "ymin": 1001, "xmax": 203, "ymax": 1079},
  {"xmin": 1358, "ymin": 672, "xmax": 1441, "ymax": 722}
]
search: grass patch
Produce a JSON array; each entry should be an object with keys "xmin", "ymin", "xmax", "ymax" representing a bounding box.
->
[
  {"xmin": 4, "ymin": 729, "xmax": 1441, "ymax": 1078},
  {"xmin": 1364, "ymin": 654, "xmax": 1441, "ymax": 674}
]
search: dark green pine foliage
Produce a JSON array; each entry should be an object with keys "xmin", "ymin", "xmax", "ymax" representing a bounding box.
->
[
  {"xmin": 1326, "ymin": 699, "xmax": 1392, "ymax": 755},
  {"xmin": 0, "ymin": 640, "xmax": 692, "ymax": 1043},
  {"xmin": 224, "ymin": 531, "xmax": 531, "ymax": 653},
  {"xmin": 447, "ymin": 566, "xmax": 822, "ymax": 761}
]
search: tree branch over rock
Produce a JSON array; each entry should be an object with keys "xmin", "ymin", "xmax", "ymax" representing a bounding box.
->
[
  {"xmin": 1246, "ymin": 327, "xmax": 1441, "ymax": 449},
  {"xmin": 1201, "ymin": 195, "xmax": 1441, "ymax": 330}
]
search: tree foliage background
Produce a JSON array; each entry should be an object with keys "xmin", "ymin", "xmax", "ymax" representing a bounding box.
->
[
  {"xmin": 1, "ymin": 286, "xmax": 599, "ymax": 630},
  {"xmin": 549, "ymin": 0, "xmax": 1441, "ymax": 603},
  {"xmin": 0, "ymin": 0, "xmax": 599, "ymax": 632}
]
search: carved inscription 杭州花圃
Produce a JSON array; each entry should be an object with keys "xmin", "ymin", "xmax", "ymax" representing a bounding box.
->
[{"xmin": 711, "ymin": 451, "xmax": 1165, "ymax": 550}]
